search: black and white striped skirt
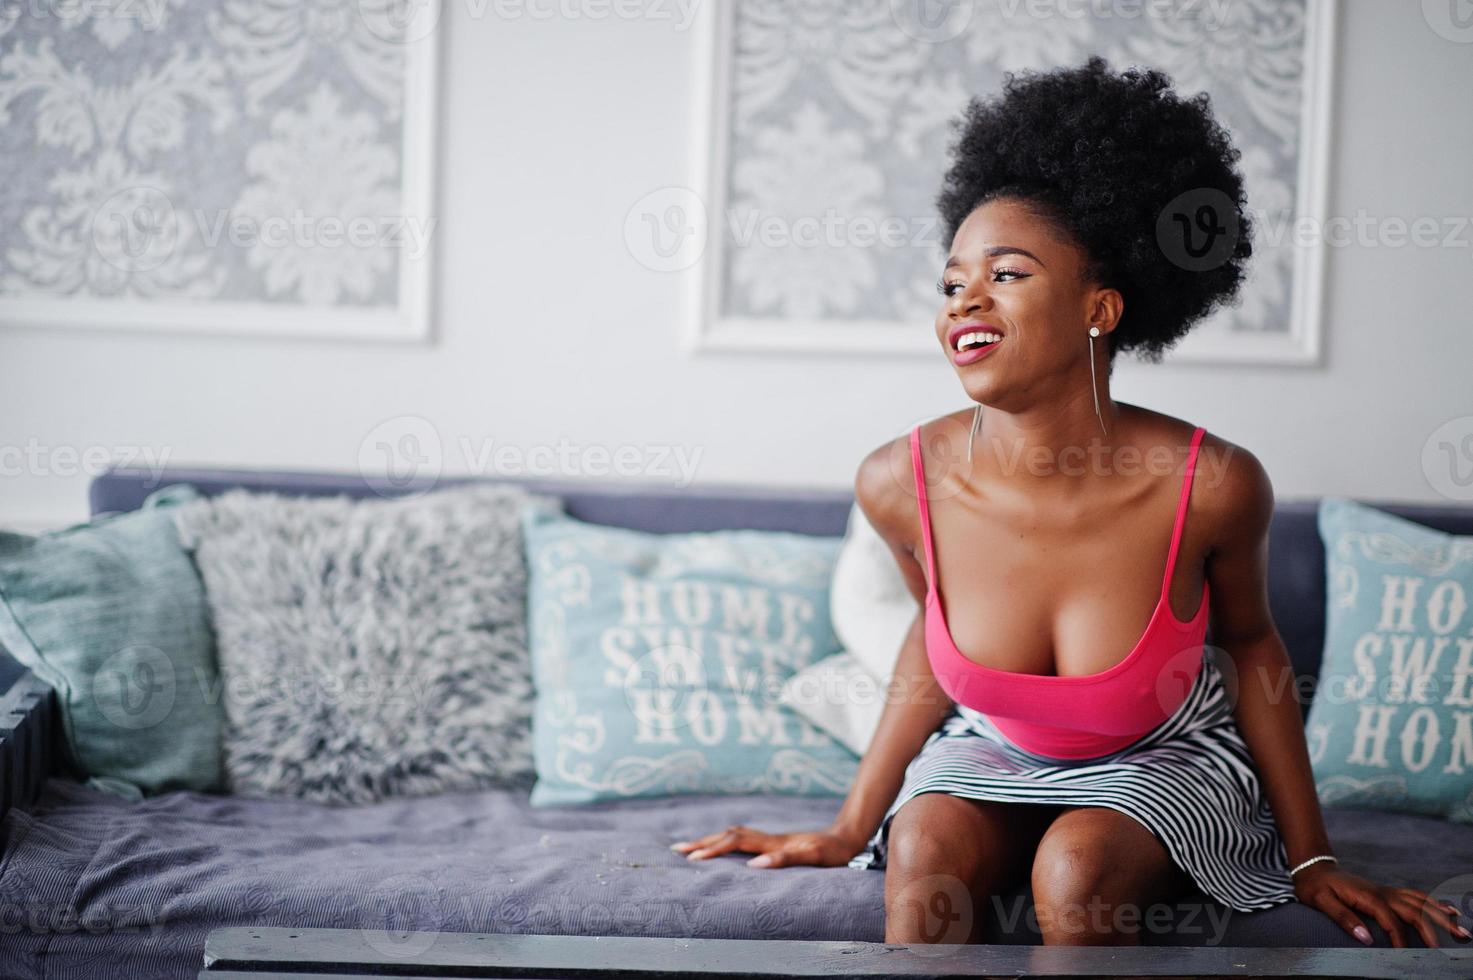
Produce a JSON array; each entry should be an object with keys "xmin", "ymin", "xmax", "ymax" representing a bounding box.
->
[{"xmin": 847, "ymin": 649, "xmax": 1299, "ymax": 913}]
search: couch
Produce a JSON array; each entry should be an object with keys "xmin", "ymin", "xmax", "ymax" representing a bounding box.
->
[{"xmin": 1, "ymin": 463, "xmax": 1471, "ymax": 979}]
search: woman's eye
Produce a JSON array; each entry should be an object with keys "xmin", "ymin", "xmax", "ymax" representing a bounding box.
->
[{"xmin": 934, "ymin": 268, "xmax": 1028, "ymax": 297}]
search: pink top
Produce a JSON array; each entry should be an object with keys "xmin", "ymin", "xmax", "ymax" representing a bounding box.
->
[{"xmin": 911, "ymin": 423, "xmax": 1211, "ymax": 760}]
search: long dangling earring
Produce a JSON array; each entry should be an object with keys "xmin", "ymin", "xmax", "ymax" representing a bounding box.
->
[
  {"xmin": 966, "ymin": 401, "xmax": 982, "ymax": 465},
  {"xmin": 1088, "ymin": 327, "xmax": 1108, "ymax": 435}
]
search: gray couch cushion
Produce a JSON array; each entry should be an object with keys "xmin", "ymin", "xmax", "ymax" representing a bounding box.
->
[{"xmin": 0, "ymin": 776, "xmax": 1465, "ymax": 979}]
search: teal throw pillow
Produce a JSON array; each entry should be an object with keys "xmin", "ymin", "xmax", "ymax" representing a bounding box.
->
[
  {"xmin": 522, "ymin": 504, "xmax": 857, "ymax": 806},
  {"xmin": 1307, "ymin": 497, "xmax": 1473, "ymax": 822},
  {"xmin": 0, "ymin": 484, "xmax": 224, "ymax": 796}
]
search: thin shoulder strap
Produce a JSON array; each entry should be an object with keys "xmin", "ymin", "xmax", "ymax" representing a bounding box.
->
[
  {"xmin": 1162, "ymin": 426, "xmax": 1207, "ymax": 595},
  {"xmin": 909, "ymin": 425, "xmax": 938, "ymax": 598}
]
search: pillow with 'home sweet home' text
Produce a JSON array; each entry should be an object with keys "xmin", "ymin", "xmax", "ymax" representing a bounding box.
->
[
  {"xmin": 521, "ymin": 504, "xmax": 857, "ymax": 806},
  {"xmin": 1307, "ymin": 497, "xmax": 1473, "ymax": 822}
]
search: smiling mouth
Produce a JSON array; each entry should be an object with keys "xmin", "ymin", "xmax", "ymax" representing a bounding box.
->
[{"xmin": 954, "ymin": 329, "xmax": 1003, "ymax": 353}]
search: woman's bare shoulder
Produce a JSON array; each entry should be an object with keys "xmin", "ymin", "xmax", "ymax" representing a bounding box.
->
[
  {"xmin": 854, "ymin": 411, "xmax": 973, "ymax": 541},
  {"xmin": 854, "ymin": 431, "xmax": 915, "ymax": 548},
  {"xmin": 1129, "ymin": 407, "xmax": 1272, "ymax": 552},
  {"xmin": 854, "ymin": 429, "xmax": 936, "ymax": 601}
]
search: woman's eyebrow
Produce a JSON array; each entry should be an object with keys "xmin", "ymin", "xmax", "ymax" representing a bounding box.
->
[{"xmin": 944, "ymin": 246, "xmax": 1046, "ymax": 269}]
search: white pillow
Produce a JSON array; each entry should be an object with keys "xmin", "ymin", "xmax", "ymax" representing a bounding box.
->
[
  {"xmin": 779, "ymin": 501, "xmax": 918, "ymax": 755},
  {"xmin": 830, "ymin": 499, "xmax": 915, "ymax": 682},
  {"xmin": 777, "ymin": 651, "xmax": 886, "ymax": 756}
]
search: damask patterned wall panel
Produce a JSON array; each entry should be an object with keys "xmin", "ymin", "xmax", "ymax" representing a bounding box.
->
[
  {"xmin": 0, "ymin": 0, "xmax": 439, "ymax": 340},
  {"xmin": 686, "ymin": 0, "xmax": 1335, "ymax": 364}
]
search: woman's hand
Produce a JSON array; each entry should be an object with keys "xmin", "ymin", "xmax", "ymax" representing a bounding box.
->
[
  {"xmin": 1292, "ymin": 864, "xmax": 1470, "ymax": 948},
  {"xmin": 669, "ymin": 824, "xmax": 869, "ymax": 869}
]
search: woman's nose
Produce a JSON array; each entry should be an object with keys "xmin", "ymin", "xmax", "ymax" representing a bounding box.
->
[{"xmin": 958, "ymin": 285, "xmax": 993, "ymax": 315}]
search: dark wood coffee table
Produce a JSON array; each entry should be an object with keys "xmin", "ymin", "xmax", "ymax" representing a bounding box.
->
[{"xmin": 201, "ymin": 926, "xmax": 1473, "ymax": 978}]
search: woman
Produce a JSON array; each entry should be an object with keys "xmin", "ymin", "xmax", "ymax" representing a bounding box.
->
[{"xmin": 671, "ymin": 57, "xmax": 1466, "ymax": 948}]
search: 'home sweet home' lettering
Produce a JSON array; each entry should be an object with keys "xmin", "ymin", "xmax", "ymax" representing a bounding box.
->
[
  {"xmin": 596, "ymin": 575, "xmax": 829, "ymax": 748},
  {"xmin": 1337, "ymin": 575, "xmax": 1473, "ymax": 774}
]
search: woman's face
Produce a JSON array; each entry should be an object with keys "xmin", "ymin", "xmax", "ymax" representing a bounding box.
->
[{"xmin": 933, "ymin": 197, "xmax": 1117, "ymax": 405}]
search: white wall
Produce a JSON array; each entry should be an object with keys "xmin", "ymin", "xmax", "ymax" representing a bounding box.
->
[{"xmin": 2, "ymin": 0, "xmax": 1470, "ymax": 532}]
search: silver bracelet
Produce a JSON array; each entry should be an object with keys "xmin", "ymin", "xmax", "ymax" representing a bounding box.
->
[{"xmin": 1289, "ymin": 854, "xmax": 1338, "ymax": 876}]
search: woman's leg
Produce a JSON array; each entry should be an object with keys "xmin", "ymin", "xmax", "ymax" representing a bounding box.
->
[
  {"xmin": 884, "ymin": 793, "xmax": 1063, "ymax": 944},
  {"xmin": 1030, "ymin": 804, "xmax": 1197, "ymax": 946}
]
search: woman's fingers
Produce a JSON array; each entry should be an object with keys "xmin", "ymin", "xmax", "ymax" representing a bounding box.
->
[
  {"xmin": 1397, "ymin": 888, "xmax": 1471, "ymax": 946},
  {"xmin": 1311, "ymin": 889, "xmax": 1374, "ymax": 946},
  {"xmin": 1388, "ymin": 891, "xmax": 1441, "ymax": 949},
  {"xmin": 671, "ymin": 825, "xmax": 764, "ymax": 861},
  {"xmin": 669, "ymin": 824, "xmax": 744, "ymax": 853},
  {"xmin": 1341, "ymin": 885, "xmax": 1406, "ymax": 948}
]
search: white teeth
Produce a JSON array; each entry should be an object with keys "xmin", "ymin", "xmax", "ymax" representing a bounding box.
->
[{"xmin": 956, "ymin": 331, "xmax": 1002, "ymax": 351}]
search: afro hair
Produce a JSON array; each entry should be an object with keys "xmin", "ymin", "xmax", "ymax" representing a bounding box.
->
[{"xmin": 935, "ymin": 55, "xmax": 1253, "ymax": 364}]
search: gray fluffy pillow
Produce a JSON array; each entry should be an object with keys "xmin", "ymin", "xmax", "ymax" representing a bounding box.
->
[{"xmin": 173, "ymin": 483, "xmax": 557, "ymax": 804}]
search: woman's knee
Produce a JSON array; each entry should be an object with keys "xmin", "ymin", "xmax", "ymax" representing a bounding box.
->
[
  {"xmin": 883, "ymin": 795, "xmax": 996, "ymax": 944},
  {"xmin": 887, "ymin": 793, "xmax": 1027, "ymax": 875},
  {"xmin": 888, "ymin": 795, "xmax": 971, "ymax": 868},
  {"xmin": 1029, "ymin": 807, "xmax": 1182, "ymax": 944}
]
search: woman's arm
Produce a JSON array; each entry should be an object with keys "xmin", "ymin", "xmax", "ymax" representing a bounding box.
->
[
  {"xmin": 827, "ymin": 608, "xmax": 954, "ymax": 849},
  {"xmin": 673, "ymin": 436, "xmax": 956, "ymax": 866},
  {"xmin": 827, "ymin": 438, "xmax": 959, "ymax": 848},
  {"xmin": 1203, "ymin": 439, "xmax": 1466, "ymax": 948}
]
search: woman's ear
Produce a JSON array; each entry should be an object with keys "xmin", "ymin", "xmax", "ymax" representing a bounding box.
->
[{"xmin": 1086, "ymin": 286, "xmax": 1123, "ymax": 338}]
